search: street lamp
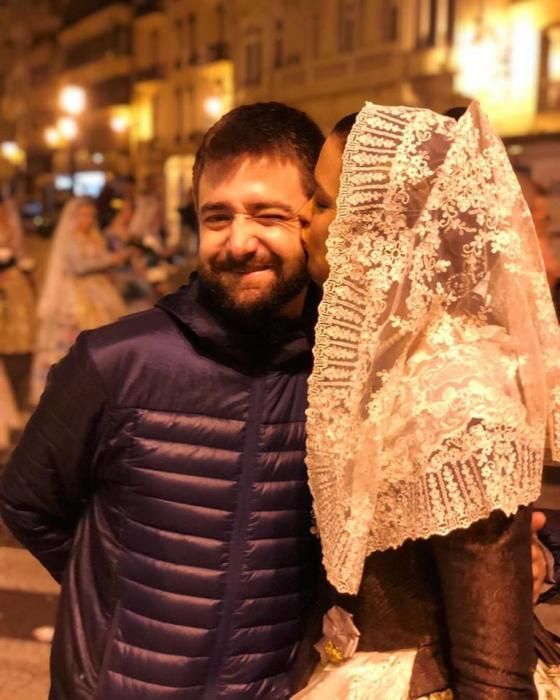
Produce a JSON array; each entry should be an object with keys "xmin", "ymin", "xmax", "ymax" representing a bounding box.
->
[
  {"xmin": 58, "ymin": 85, "xmax": 86, "ymax": 192},
  {"xmin": 57, "ymin": 116, "xmax": 78, "ymax": 141},
  {"xmin": 110, "ymin": 114, "xmax": 129, "ymax": 134},
  {"xmin": 1, "ymin": 141, "xmax": 22, "ymax": 162},
  {"xmin": 1, "ymin": 142, "xmax": 26, "ymax": 197},
  {"xmin": 203, "ymin": 96, "xmax": 224, "ymax": 120},
  {"xmin": 59, "ymin": 85, "xmax": 86, "ymax": 116},
  {"xmin": 44, "ymin": 127, "xmax": 61, "ymax": 149}
]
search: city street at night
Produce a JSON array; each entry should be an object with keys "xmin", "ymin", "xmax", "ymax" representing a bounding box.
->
[{"xmin": 2, "ymin": 0, "xmax": 560, "ymax": 698}]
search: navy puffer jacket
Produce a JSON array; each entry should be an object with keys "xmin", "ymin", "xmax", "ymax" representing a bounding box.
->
[{"xmin": 0, "ymin": 277, "xmax": 319, "ymax": 699}]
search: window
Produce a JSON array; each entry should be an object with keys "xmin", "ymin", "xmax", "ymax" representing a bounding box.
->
[
  {"xmin": 216, "ymin": 3, "xmax": 225, "ymax": 45},
  {"xmin": 338, "ymin": 0, "xmax": 358, "ymax": 53},
  {"xmin": 175, "ymin": 87, "xmax": 183, "ymax": 142},
  {"xmin": 540, "ymin": 24, "xmax": 560, "ymax": 111},
  {"xmin": 152, "ymin": 92, "xmax": 160, "ymax": 139},
  {"xmin": 379, "ymin": 0, "xmax": 399, "ymax": 44},
  {"xmin": 416, "ymin": 0, "xmax": 437, "ymax": 48},
  {"xmin": 274, "ymin": 20, "xmax": 284, "ymax": 69},
  {"xmin": 245, "ymin": 41, "xmax": 262, "ymax": 85},
  {"xmin": 175, "ymin": 19, "xmax": 183, "ymax": 68},
  {"xmin": 310, "ymin": 10, "xmax": 321, "ymax": 58},
  {"xmin": 150, "ymin": 29, "xmax": 160, "ymax": 66},
  {"xmin": 416, "ymin": 0, "xmax": 454, "ymax": 49},
  {"xmin": 446, "ymin": 0, "xmax": 456, "ymax": 45},
  {"xmin": 188, "ymin": 13, "xmax": 198, "ymax": 64}
]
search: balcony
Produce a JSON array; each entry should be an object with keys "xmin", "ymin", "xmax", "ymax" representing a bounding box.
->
[
  {"xmin": 89, "ymin": 76, "xmax": 132, "ymax": 109},
  {"xmin": 135, "ymin": 65, "xmax": 166, "ymax": 83},
  {"xmin": 63, "ymin": 1, "xmax": 128, "ymax": 26},
  {"xmin": 134, "ymin": 0, "xmax": 164, "ymax": 17},
  {"xmin": 187, "ymin": 42, "xmax": 230, "ymax": 67},
  {"xmin": 64, "ymin": 26, "xmax": 131, "ymax": 69}
]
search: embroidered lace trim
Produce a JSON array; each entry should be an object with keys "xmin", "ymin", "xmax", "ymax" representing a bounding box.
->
[{"xmin": 306, "ymin": 102, "xmax": 560, "ymax": 594}]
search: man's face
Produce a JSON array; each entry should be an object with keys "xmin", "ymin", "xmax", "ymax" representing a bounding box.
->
[{"xmin": 197, "ymin": 155, "xmax": 310, "ymax": 322}]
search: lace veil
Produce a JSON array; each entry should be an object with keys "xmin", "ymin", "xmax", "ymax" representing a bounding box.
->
[
  {"xmin": 306, "ymin": 101, "xmax": 560, "ymax": 594},
  {"xmin": 38, "ymin": 198, "xmax": 84, "ymax": 322}
]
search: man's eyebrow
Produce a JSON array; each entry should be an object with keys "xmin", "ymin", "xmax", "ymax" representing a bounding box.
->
[
  {"xmin": 246, "ymin": 201, "xmax": 296, "ymax": 214},
  {"xmin": 199, "ymin": 202, "xmax": 232, "ymax": 215},
  {"xmin": 199, "ymin": 200, "xmax": 300, "ymax": 216}
]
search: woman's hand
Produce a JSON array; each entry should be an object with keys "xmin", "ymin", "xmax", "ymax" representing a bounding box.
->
[{"xmin": 532, "ymin": 510, "xmax": 553, "ymax": 603}]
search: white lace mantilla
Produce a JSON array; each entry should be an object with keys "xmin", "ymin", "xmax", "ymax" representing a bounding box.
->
[{"xmin": 306, "ymin": 102, "xmax": 560, "ymax": 594}]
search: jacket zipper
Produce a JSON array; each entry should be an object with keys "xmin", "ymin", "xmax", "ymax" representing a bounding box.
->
[{"xmin": 203, "ymin": 373, "xmax": 265, "ymax": 699}]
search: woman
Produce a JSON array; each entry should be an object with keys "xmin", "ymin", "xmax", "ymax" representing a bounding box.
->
[
  {"xmin": 30, "ymin": 198, "xmax": 128, "ymax": 404},
  {"xmin": 296, "ymin": 102, "xmax": 560, "ymax": 697},
  {"xmin": 0, "ymin": 199, "xmax": 35, "ymax": 440},
  {"xmin": 104, "ymin": 198, "xmax": 154, "ymax": 308}
]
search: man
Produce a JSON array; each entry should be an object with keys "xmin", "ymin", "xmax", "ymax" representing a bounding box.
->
[{"xmin": 0, "ymin": 102, "xmax": 323, "ymax": 700}]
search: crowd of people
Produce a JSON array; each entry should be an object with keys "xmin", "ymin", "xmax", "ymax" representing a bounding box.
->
[
  {"xmin": 0, "ymin": 178, "xmax": 196, "ymax": 453},
  {"xmin": 1, "ymin": 100, "xmax": 560, "ymax": 699}
]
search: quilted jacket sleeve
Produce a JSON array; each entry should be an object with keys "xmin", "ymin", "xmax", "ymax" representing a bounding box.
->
[
  {"xmin": 0, "ymin": 333, "xmax": 108, "ymax": 582},
  {"xmin": 432, "ymin": 507, "xmax": 537, "ymax": 699}
]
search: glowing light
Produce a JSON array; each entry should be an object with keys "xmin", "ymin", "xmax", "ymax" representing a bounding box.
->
[
  {"xmin": 44, "ymin": 127, "xmax": 61, "ymax": 148},
  {"xmin": 455, "ymin": 26, "xmax": 502, "ymax": 98},
  {"xmin": 509, "ymin": 3, "xmax": 539, "ymax": 103},
  {"xmin": 1, "ymin": 141, "xmax": 25, "ymax": 165},
  {"xmin": 204, "ymin": 96, "xmax": 224, "ymax": 120},
  {"xmin": 59, "ymin": 85, "xmax": 86, "ymax": 116},
  {"xmin": 134, "ymin": 99, "xmax": 154, "ymax": 141},
  {"xmin": 548, "ymin": 28, "xmax": 560, "ymax": 82},
  {"xmin": 57, "ymin": 116, "xmax": 78, "ymax": 140},
  {"xmin": 92, "ymin": 152, "xmax": 104, "ymax": 164},
  {"xmin": 1, "ymin": 141, "xmax": 20, "ymax": 160},
  {"xmin": 454, "ymin": 3, "xmax": 540, "ymax": 135},
  {"xmin": 110, "ymin": 114, "xmax": 129, "ymax": 134}
]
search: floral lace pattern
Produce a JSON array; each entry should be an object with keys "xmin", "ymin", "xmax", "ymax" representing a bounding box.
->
[{"xmin": 306, "ymin": 102, "xmax": 560, "ymax": 594}]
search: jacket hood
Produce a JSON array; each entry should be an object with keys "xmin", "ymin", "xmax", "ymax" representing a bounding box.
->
[{"xmin": 156, "ymin": 273, "xmax": 320, "ymax": 370}]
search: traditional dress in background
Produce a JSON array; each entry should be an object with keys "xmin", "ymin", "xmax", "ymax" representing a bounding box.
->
[
  {"xmin": 30, "ymin": 198, "xmax": 126, "ymax": 405},
  {"xmin": 0, "ymin": 199, "xmax": 35, "ymax": 444}
]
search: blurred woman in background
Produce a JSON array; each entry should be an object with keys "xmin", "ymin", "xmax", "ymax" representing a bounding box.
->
[
  {"xmin": 0, "ymin": 199, "xmax": 35, "ymax": 446},
  {"xmin": 30, "ymin": 197, "xmax": 128, "ymax": 404},
  {"xmin": 104, "ymin": 198, "xmax": 154, "ymax": 310}
]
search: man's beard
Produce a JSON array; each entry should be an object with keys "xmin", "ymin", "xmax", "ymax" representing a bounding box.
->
[{"xmin": 198, "ymin": 251, "xmax": 310, "ymax": 330}]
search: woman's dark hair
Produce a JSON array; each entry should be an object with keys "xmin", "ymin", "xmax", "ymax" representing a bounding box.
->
[
  {"xmin": 332, "ymin": 112, "xmax": 359, "ymax": 148},
  {"xmin": 443, "ymin": 106, "xmax": 468, "ymax": 121}
]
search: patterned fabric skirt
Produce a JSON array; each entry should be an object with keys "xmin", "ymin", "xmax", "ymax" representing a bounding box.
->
[
  {"xmin": 0, "ymin": 358, "xmax": 19, "ymax": 450},
  {"xmin": 30, "ymin": 273, "xmax": 125, "ymax": 405},
  {"xmin": 0, "ymin": 266, "xmax": 35, "ymax": 354},
  {"xmin": 292, "ymin": 650, "xmax": 560, "ymax": 699}
]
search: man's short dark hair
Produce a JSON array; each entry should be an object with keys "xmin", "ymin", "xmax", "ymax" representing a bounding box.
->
[{"xmin": 193, "ymin": 102, "xmax": 324, "ymax": 203}]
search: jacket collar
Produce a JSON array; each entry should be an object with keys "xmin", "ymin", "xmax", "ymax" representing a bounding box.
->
[{"xmin": 156, "ymin": 273, "xmax": 320, "ymax": 370}]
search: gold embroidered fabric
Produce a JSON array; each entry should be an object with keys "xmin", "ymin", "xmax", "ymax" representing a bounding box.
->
[{"xmin": 306, "ymin": 102, "xmax": 560, "ymax": 594}]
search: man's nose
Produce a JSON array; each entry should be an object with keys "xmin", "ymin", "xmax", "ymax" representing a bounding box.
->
[{"xmin": 228, "ymin": 215, "xmax": 259, "ymax": 258}]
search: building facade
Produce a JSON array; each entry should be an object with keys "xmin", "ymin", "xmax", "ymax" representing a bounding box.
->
[
  {"xmin": 232, "ymin": 0, "xmax": 459, "ymax": 133},
  {"xmin": 1, "ymin": 0, "xmax": 559, "ymax": 217}
]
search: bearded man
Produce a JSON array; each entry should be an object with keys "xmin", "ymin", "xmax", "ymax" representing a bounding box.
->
[{"xmin": 0, "ymin": 102, "xmax": 324, "ymax": 700}]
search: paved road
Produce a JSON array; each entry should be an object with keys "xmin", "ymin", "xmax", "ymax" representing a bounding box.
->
[{"xmin": 0, "ymin": 521, "xmax": 58, "ymax": 699}]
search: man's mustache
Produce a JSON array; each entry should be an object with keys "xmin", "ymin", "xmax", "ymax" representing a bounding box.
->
[{"xmin": 210, "ymin": 254, "xmax": 281, "ymax": 275}]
